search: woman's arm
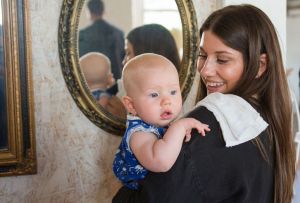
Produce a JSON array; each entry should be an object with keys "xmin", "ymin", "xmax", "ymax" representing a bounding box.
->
[{"xmin": 130, "ymin": 118, "xmax": 209, "ymax": 172}]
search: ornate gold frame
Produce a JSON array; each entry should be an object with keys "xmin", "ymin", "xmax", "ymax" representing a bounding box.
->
[
  {"xmin": 0, "ymin": 0, "xmax": 36, "ymax": 176},
  {"xmin": 58, "ymin": 0, "xmax": 198, "ymax": 136}
]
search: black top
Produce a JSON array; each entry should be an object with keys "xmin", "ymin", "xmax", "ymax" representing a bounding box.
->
[
  {"xmin": 79, "ymin": 19, "xmax": 125, "ymax": 80},
  {"xmin": 113, "ymin": 106, "xmax": 274, "ymax": 203}
]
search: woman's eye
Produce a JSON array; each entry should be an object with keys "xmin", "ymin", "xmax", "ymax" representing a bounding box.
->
[
  {"xmin": 149, "ymin": 93, "xmax": 159, "ymax": 98},
  {"xmin": 170, "ymin": 90, "xmax": 177, "ymax": 95},
  {"xmin": 198, "ymin": 54, "xmax": 207, "ymax": 60},
  {"xmin": 217, "ymin": 59, "xmax": 228, "ymax": 64}
]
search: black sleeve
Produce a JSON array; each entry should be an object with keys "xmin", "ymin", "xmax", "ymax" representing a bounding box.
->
[
  {"xmin": 106, "ymin": 83, "xmax": 118, "ymax": 95},
  {"xmin": 111, "ymin": 30, "xmax": 125, "ymax": 80},
  {"xmin": 78, "ymin": 30, "xmax": 88, "ymax": 57},
  {"xmin": 112, "ymin": 106, "xmax": 224, "ymax": 203}
]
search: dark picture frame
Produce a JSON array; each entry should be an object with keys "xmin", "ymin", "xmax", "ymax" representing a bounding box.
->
[{"xmin": 0, "ymin": 0, "xmax": 36, "ymax": 176}]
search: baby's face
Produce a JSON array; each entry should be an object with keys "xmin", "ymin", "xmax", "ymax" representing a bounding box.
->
[{"xmin": 130, "ymin": 63, "xmax": 182, "ymax": 127}]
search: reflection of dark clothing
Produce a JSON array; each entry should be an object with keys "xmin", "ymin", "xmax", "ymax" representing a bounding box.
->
[
  {"xmin": 113, "ymin": 106, "xmax": 274, "ymax": 203},
  {"xmin": 106, "ymin": 83, "xmax": 118, "ymax": 95},
  {"xmin": 79, "ymin": 19, "xmax": 125, "ymax": 80}
]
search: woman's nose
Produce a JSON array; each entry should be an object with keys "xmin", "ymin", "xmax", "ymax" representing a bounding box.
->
[{"xmin": 198, "ymin": 58, "xmax": 215, "ymax": 77}]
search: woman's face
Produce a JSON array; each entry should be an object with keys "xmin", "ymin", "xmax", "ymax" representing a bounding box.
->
[
  {"xmin": 197, "ymin": 31, "xmax": 244, "ymax": 94},
  {"xmin": 122, "ymin": 40, "xmax": 135, "ymax": 66}
]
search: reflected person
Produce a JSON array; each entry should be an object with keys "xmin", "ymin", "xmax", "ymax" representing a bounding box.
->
[
  {"xmin": 123, "ymin": 24, "xmax": 180, "ymax": 70},
  {"xmin": 79, "ymin": 0, "xmax": 125, "ymax": 80},
  {"xmin": 79, "ymin": 52, "xmax": 114, "ymax": 105},
  {"xmin": 80, "ymin": 52, "xmax": 126, "ymax": 119}
]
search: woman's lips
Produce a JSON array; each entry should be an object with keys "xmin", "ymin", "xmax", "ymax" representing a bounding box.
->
[
  {"xmin": 206, "ymin": 81, "xmax": 224, "ymax": 93},
  {"xmin": 207, "ymin": 85, "xmax": 221, "ymax": 93}
]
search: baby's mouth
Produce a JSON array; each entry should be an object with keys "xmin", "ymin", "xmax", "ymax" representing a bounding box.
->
[{"xmin": 160, "ymin": 111, "xmax": 173, "ymax": 120}]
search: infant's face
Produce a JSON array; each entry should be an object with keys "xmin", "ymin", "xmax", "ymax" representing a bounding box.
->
[{"xmin": 131, "ymin": 64, "xmax": 182, "ymax": 127}]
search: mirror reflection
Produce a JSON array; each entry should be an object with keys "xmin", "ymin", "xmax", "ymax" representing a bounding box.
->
[{"xmin": 78, "ymin": 0, "xmax": 182, "ymax": 119}]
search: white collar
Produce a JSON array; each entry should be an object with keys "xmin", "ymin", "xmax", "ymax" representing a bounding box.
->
[{"xmin": 195, "ymin": 93, "xmax": 268, "ymax": 147}]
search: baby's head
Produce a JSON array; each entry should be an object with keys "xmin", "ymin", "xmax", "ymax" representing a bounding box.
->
[
  {"xmin": 80, "ymin": 52, "xmax": 114, "ymax": 91},
  {"xmin": 122, "ymin": 53, "xmax": 182, "ymax": 127}
]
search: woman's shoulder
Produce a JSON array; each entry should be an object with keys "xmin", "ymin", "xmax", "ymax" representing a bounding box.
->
[
  {"xmin": 184, "ymin": 106, "xmax": 225, "ymax": 147},
  {"xmin": 186, "ymin": 105, "xmax": 219, "ymax": 126}
]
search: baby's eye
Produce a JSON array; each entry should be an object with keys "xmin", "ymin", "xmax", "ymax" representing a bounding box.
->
[
  {"xmin": 170, "ymin": 90, "xmax": 177, "ymax": 95},
  {"xmin": 149, "ymin": 92, "xmax": 159, "ymax": 98}
]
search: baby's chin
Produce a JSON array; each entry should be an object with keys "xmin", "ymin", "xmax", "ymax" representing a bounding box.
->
[{"xmin": 154, "ymin": 118, "xmax": 176, "ymax": 128}]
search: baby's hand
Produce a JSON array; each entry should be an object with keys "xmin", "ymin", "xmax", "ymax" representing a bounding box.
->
[{"xmin": 181, "ymin": 118, "xmax": 210, "ymax": 142}]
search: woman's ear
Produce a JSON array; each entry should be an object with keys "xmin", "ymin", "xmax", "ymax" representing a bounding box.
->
[
  {"xmin": 106, "ymin": 73, "xmax": 115, "ymax": 88},
  {"xmin": 256, "ymin": 53, "xmax": 267, "ymax": 78},
  {"xmin": 122, "ymin": 96, "xmax": 136, "ymax": 115}
]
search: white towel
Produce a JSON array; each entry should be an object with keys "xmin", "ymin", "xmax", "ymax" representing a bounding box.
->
[{"xmin": 195, "ymin": 93, "xmax": 268, "ymax": 147}]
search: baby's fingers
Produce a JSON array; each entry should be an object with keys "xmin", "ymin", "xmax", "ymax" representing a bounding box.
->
[
  {"xmin": 196, "ymin": 124, "xmax": 210, "ymax": 136},
  {"xmin": 201, "ymin": 124, "xmax": 210, "ymax": 131},
  {"xmin": 185, "ymin": 132, "xmax": 191, "ymax": 142}
]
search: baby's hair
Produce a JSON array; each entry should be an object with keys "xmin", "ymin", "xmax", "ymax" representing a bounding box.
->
[
  {"xmin": 79, "ymin": 52, "xmax": 112, "ymax": 88},
  {"xmin": 122, "ymin": 53, "xmax": 178, "ymax": 94},
  {"xmin": 80, "ymin": 52, "xmax": 111, "ymax": 69}
]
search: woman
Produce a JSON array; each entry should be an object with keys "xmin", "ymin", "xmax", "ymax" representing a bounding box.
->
[{"xmin": 113, "ymin": 4, "xmax": 295, "ymax": 203}]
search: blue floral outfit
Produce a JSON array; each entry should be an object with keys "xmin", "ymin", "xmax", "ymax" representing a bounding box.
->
[{"xmin": 113, "ymin": 115, "xmax": 165, "ymax": 189}]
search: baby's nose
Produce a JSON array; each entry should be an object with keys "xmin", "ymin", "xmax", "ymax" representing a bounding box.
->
[{"xmin": 161, "ymin": 97, "xmax": 171, "ymax": 106}]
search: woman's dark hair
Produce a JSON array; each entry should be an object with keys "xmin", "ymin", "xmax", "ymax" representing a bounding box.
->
[
  {"xmin": 199, "ymin": 4, "xmax": 295, "ymax": 203},
  {"xmin": 126, "ymin": 24, "xmax": 181, "ymax": 71}
]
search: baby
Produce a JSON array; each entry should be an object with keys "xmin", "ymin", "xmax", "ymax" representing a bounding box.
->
[
  {"xmin": 113, "ymin": 53, "xmax": 210, "ymax": 189},
  {"xmin": 79, "ymin": 52, "xmax": 114, "ymax": 105}
]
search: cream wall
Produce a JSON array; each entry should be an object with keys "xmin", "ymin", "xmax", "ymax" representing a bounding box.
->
[
  {"xmin": 0, "ymin": 0, "xmax": 285, "ymax": 203},
  {"xmin": 287, "ymin": 14, "xmax": 300, "ymax": 103}
]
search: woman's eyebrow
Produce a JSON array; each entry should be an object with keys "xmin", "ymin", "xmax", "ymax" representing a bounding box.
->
[
  {"xmin": 199, "ymin": 47, "xmax": 234, "ymax": 55},
  {"xmin": 216, "ymin": 50, "xmax": 232, "ymax": 54}
]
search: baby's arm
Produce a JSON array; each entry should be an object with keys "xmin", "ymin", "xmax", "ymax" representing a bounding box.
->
[{"xmin": 130, "ymin": 118, "xmax": 210, "ymax": 172}]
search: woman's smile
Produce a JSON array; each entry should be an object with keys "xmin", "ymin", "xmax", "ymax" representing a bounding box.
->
[{"xmin": 205, "ymin": 80, "xmax": 225, "ymax": 93}]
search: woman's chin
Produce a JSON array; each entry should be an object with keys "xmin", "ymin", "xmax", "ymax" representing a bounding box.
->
[{"xmin": 207, "ymin": 86, "xmax": 225, "ymax": 94}]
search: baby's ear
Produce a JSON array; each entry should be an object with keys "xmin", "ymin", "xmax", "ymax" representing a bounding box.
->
[
  {"xmin": 107, "ymin": 73, "xmax": 115, "ymax": 88},
  {"xmin": 122, "ymin": 96, "xmax": 136, "ymax": 115}
]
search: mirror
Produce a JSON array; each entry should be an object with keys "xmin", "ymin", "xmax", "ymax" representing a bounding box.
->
[
  {"xmin": 0, "ymin": 0, "xmax": 36, "ymax": 176},
  {"xmin": 58, "ymin": 0, "xmax": 198, "ymax": 136}
]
